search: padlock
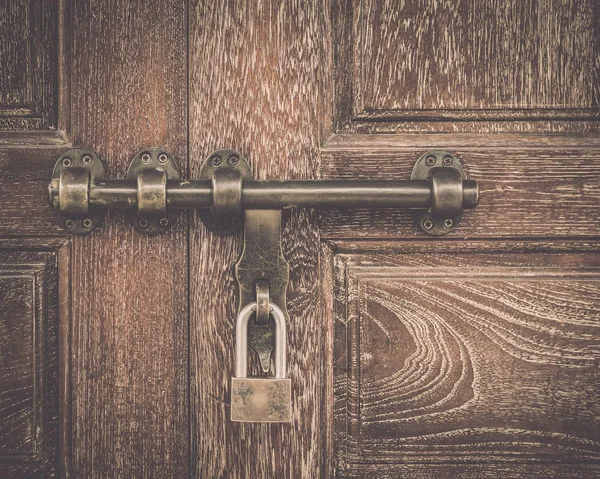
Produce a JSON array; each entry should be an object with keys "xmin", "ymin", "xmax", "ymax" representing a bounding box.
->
[{"xmin": 231, "ymin": 301, "xmax": 292, "ymax": 422}]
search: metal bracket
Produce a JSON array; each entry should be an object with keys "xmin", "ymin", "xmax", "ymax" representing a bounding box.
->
[
  {"xmin": 410, "ymin": 150, "xmax": 477, "ymax": 235},
  {"xmin": 126, "ymin": 149, "xmax": 181, "ymax": 235},
  {"xmin": 234, "ymin": 209, "xmax": 289, "ymax": 372},
  {"xmin": 49, "ymin": 149, "xmax": 106, "ymax": 234},
  {"xmin": 49, "ymin": 147, "xmax": 479, "ymax": 371},
  {"xmin": 198, "ymin": 149, "xmax": 252, "ymax": 235}
]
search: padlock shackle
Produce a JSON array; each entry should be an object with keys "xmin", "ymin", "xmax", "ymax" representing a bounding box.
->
[{"xmin": 235, "ymin": 301, "xmax": 287, "ymax": 379}]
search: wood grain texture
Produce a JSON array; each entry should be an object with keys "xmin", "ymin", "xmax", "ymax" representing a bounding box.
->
[
  {"xmin": 68, "ymin": 1, "xmax": 188, "ymax": 477},
  {"xmin": 0, "ymin": 246, "xmax": 64, "ymax": 478},
  {"xmin": 320, "ymin": 133, "xmax": 600, "ymax": 239},
  {"xmin": 189, "ymin": 0, "xmax": 332, "ymax": 476},
  {"xmin": 0, "ymin": 0, "xmax": 58, "ymax": 132},
  {"xmin": 327, "ymin": 243, "xmax": 600, "ymax": 477},
  {"xmin": 0, "ymin": 145, "xmax": 70, "ymax": 235},
  {"xmin": 334, "ymin": 0, "xmax": 600, "ymax": 132}
]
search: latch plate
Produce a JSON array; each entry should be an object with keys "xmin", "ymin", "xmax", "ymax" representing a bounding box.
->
[
  {"xmin": 126, "ymin": 149, "xmax": 181, "ymax": 235},
  {"xmin": 410, "ymin": 150, "xmax": 469, "ymax": 236},
  {"xmin": 49, "ymin": 149, "xmax": 106, "ymax": 234},
  {"xmin": 198, "ymin": 149, "xmax": 252, "ymax": 235}
]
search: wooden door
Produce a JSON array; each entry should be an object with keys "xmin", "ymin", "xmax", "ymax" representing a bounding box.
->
[{"xmin": 0, "ymin": 1, "xmax": 598, "ymax": 478}]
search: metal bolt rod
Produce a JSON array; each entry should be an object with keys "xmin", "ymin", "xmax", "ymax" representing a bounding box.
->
[{"xmin": 83, "ymin": 179, "xmax": 478, "ymax": 211}]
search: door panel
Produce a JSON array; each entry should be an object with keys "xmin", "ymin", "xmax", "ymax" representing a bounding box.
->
[
  {"xmin": 68, "ymin": 1, "xmax": 188, "ymax": 477},
  {"xmin": 0, "ymin": 240, "xmax": 70, "ymax": 477},
  {"xmin": 327, "ymin": 246, "xmax": 600, "ymax": 477},
  {"xmin": 334, "ymin": 0, "xmax": 600, "ymax": 133},
  {"xmin": 188, "ymin": 1, "xmax": 331, "ymax": 476},
  {"xmin": 327, "ymin": 0, "xmax": 600, "ymax": 477}
]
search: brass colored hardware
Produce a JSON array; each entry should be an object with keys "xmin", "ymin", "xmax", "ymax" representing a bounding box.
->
[
  {"xmin": 410, "ymin": 150, "xmax": 477, "ymax": 235},
  {"xmin": 127, "ymin": 149, "xmax": 181, "ymax": 235},
  {"xmin": 236, "ymin": 209, "xmax": 289, "ymax": 371},
  {"xmin": 49, "ymin": 148, "xmax": 478, "ymax": 235},
  {"xmin": 49, "ymin": 149, "xmax": 106, "ymax": 234},
  {"xmin": 48, "ymin": 147, "xmax": 479, "ymax": 422},
  {"xmin": 231, "ymin": 301, "xmax": 292, "ymax": 423}
]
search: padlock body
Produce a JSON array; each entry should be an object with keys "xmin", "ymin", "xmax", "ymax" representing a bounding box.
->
[{"xmin": 231, "ymin": 377, "xmax": 292, "ymax": 422}]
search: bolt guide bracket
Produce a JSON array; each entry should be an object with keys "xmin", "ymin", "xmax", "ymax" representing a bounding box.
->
[{"xmin": 49, "ymin": 148, "xmax": 479, "ymax": 422}]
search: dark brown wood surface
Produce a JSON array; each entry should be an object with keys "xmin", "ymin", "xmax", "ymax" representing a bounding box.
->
[
  {"xmin": 326, "ymin": 243, "xmax": 600, "ymax": 477},
  {"xmin": 188, "ymin": 0, "xmax": 332, "ymax": 476},
  {"xmin": 67, "ymin": 1, "xmax": 189, "ymax": 477},
  {"xmin": 0, "ymin": 243, "xmax": 67, "ymax": 477},
  {"xmin": 1, "ymin": 0, "xmax": 599, "ymax": 477},
  {"xmin": 321, "ymin": 133, "xmax": 600, "ymax": 239}
]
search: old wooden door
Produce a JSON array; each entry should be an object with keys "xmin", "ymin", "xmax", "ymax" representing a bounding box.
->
[{"xmin": 1, "ymin": 0, "xmax": 599, "ymax": 478}]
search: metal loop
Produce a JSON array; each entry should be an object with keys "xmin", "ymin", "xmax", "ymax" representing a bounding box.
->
[
  {"xmin": 254, "ymin": 280, "xmax": 270, "ymax": 325},
  {"xmin": 59, "ymin": 168, "xmax": 90, "ymax": 217},
  {"xmin": 235, "ymin": 301, "xmax": 286, "ymax": 379},
  {"xmin": 211, "ymin": 168, "xmax": 242, "ymax": 217},
  {"xmin": 429, "ymin": 168, "xmax": 463, "ymax": 218},
  {"xmin": 137, "ymin": 169, "xmax": 167, "ymax": 217}
]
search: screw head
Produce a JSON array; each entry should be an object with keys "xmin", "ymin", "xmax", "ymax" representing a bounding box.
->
[
  {"xmin": 212, "ymin": 220, "xmax": 222, "ymax": 230},
  {"xmin": 141, "ymin": 153, "xmax": 152, "ymax": 164},
  {"xmin": 82, "ymin": 155, "xmax": 92, "ymax": 165},
  {"xmin": 138, "ymin": 219, "xmax": 149, "ymax": 229},
  {"xmin": 422, "ymin": 219, "xmax": 434, "ymax": 230},
  {"xmin": 425, "ymin": 156, "xmax": 436, "ymax": 167},
  {"xmin": 443, "ymin": 156, "xmax": 454, "ymax": 166},
  {"xmin": 231, "ymin": 216, "xmax": 242, "ymax": 227},
  {"xmin": 228, "ymin": 155, "xmax": 239, "ymax": 167},
  {"xmin": 82, "ymin": 218, "xmax": 93, "ymax": 228},
  {"xmin": 211, "ymin": 156, "xmax": 222, "ymax": 167},
  {"xmin": 61, "ymin": 158, "xmax": 72, "ymax": 167},
  {"xmin": 64, "ymin": 219, "xmax": 75, "ymax": 229},
  {"xmin": 158, "ymin": 153, "xmax": 168, "ymax": 164},
  {"xmin": 444, "ymin": 218, "xmax": 454, "ymax": 228},
  {"xmin": 159, "ymin": 217, "xmax": 170, "ymax": 227}
]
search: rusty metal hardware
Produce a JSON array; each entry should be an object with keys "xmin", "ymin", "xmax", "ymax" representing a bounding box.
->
[
  {"xmin": 49, "ymin": 148, "xmax": 478, "ymax": 235},
  {"xmin": 231, "ymin": 301, "xmax": 292, "ymax": 423},
  {"xmin": 48, "ymin": 147, "xmax": 479, "ymax": 420}
]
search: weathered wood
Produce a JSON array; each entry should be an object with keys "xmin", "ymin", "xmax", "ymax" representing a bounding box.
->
[
  {"xmin": 320, "ymin": 133, "xmax": 600, "ymax": 239},
  {"xmin": 0, "ymin": 146, "xmax": 70, "ymax": 235},
  {"xmin": 0, "ymin": 0, "xmax": 58, "ymax": 133},
  {"xmin": 334, "ymin": 0, "xmax": 600, "ymax": 132},
  {"xmin": 0, "ymin": 246, "xmax": 64, "ymax": 478},
  {"xmin": 355, "ymin": 0, "xmax": 600, "ymax": 111},
  {"xmin": 68, "ymin": 1, "xmax": 188, "ymax": 477},
  {"xmin": 327, "ymin": 243, "xmax": 600, "ymax": 477},
  {"xmin": 188, "ymin": 0, "xmax": 332, "ymax": 476}
]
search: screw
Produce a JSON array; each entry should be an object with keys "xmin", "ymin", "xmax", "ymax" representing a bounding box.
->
[
  {"xmin": 443, "ymin": 156, "xmax": 454, "ymax": 166},
  {"xmin": 158, "ymin": 153, "xmax": 168, "ymax": 164},
  {"xmin": 425, "ymin": 156, "xmax": 436, "ymax": 167},
  {"xmin": 422, "ymin": 219, "xmax": 434, "ymax": 230},
  {"xmin": 62, "ymin": 158, "xmax": 72, "ymax": 167},
  {"xmin": 82, "ymin": 218, "xmax": 93, "ymax": 228},
  {"xmin": 231, "ymin": 216, "xmax": 242, "ymax": 227},
  {"xmin": 138, "ymin": 219, "xmax": 149, "ymax": 229},
  {"xmin": 141, "ymin": 153, "xmax": 152, "ymax": 164},
  {"xmin": 159, "ymin": 217, "xmax": 170, "ymax": 227},
  {"xmin": 211, "ymin": 156, "xmax": 222, "ymax": 167},
  {"xmin": 82, "ymin": 155, "xmax": 92, "ymax": 165},
  {"xmin": 228, "ymin": 155, "xmax": 239, "ymax": 167},
  {"xmin": 64, "ymin": 219, "xmax": 75, "ymax": 229},
  {"xmin": 444, "ymin": 218, "xmax": 454, "ymax": 228},
  {"xmin": 212, "ymin": 220, "xmax": 222, "ymax": 230}
]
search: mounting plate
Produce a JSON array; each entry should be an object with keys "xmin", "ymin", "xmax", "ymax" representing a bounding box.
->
[
  {"xmin": 198, "ymin": 149, "xmax": 252, "ymax": 235},
  {"xmin": 50, "ymin": 149, "xmax": 106, "ymax": 234},
  {"xmin": 411, "ymin": 150, "xmax": 466, "ymax": 236},
  {"xmin": 126, "ymin": 149, "xmax": 181, "ymax": 235}
]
